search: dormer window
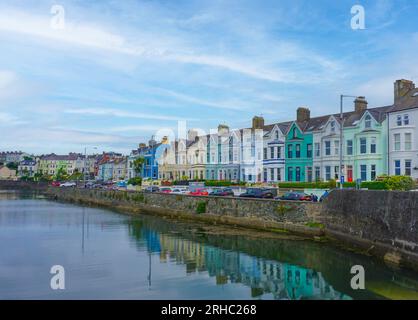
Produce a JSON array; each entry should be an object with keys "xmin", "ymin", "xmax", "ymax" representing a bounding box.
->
[
  {"xmin": 330, "ymin": 120, "xmax": 335, "ymax": 132},
  {"xmin": 292, "ymin": 128, "xmax": 297, "ymax": 139},
  {"xmin": 404, "ymin": 114, "xmax": 409, "ymax": 125},
  {"xmin": 365, "ymin": 115, "xmax": 372, "ymax": 129},
  {"xmin": 275, "ymin": 131, "xmax": 279, "ymax": 140}
]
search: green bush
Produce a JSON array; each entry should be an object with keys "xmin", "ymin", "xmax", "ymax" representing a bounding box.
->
[
  {"xmin": 128, "ymin": 177, "xmax": 142, "ymax": 186},
  {"xmin": 380, "ymin": 175, "xmax": 415, "ymax": 191},
  {"xmin": 196, "ymin": 201, "xmax": 207, "ymax": 214},
  {"xmin": 361, "ymin": 181, "xmax": 388, "ymax": 190}
]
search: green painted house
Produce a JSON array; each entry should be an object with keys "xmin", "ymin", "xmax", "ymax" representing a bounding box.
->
[{"xmin": 285, "ymin": 108, "xmax": 314, "ymax": 182}]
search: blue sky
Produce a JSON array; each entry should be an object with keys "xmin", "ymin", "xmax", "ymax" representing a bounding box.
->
[{"xmin": 0, "ymin": 0, "xmax": 417, "ymax": 154}]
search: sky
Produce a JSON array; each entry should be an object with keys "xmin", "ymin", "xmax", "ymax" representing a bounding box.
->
[{"xmin": 0, "ymin": 0, "xmax": 418, "ymax": 155}]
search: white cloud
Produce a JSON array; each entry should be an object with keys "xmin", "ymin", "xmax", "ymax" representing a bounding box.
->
[{"xmin": 63, "ymin": 107, "xmax": 193, "ymax": 121}]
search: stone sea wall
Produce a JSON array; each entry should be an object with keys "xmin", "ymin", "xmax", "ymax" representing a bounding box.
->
[
  {"xmin": 321, "ymin": 190, "xmax": 418, "ymax": 270},
  {"xmin": 46, "ymin": 188, "xmax": 324, "ymax": 237}
]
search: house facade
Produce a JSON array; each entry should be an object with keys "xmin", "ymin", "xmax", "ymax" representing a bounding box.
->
[
  {"xmin": 18, "ymin": 160, "xmax": 38, "ymax": 177},
  {"xmin": 0, "ymin": 166, "xmax": 17, "ymax": 180},
  {"xmin": 262, "ymin": 122, "xmax": 289, "ymax": 183},
  {"xmin": 285, "ymin": 108, "xmax": 314, "ymax": 182},
  {"xmin": 388, "ymin": 79, "xmax": 418, "ymax": 180}
]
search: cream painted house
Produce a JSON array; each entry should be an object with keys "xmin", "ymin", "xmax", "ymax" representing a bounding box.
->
[{"xmin": 0, "ymin": 166, "xmax": 17, "ymax": 180}]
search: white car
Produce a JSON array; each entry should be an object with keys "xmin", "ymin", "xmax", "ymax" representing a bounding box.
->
[{"xmin": 60, "ymin": 182, "xmax": 77, "ymax": 188}]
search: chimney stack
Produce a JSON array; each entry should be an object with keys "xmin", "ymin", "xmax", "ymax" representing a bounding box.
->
[
  {"xmin": 394, "ymin": 79, "xmax": 415, "ymax": 104},
  {"xmin": 252, "ymin": 116, "xmax": 264, "ymax": 129},
  {"xmin": 354, "ymin": 96, "xmax": 368, "ymax": 113},
  {"xmin": 296, "ymin": 107, "xmax": 310, "ymax": 122},
  {"xmin": 217, "ymin": 124, "xmax": 230, "ymax": 135}
]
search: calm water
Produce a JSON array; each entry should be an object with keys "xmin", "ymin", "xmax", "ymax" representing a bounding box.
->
[{"xmin": 1, "ymin": 191, "xmax": 418, "ymax": 300}]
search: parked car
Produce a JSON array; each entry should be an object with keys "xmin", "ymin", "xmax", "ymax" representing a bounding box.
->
[
  {"xmin": 189, "ymin": 188, "xmax": 209, "ymax": 196},
  {"xmin": 159, "ymin": 187, "xmax": 172, "ymax": 194},
  {"xmin": 144, "ymin": 186, "xmax": 160, "ymax": 193},
  {"xmin": 60, "ymin": 182, "xmax": 76, "ymax": 188},
  {"xmin": 171, "ymin": 188, "xmax": 188, "ymax": 194},
  {"xmin": 239, "ymin": 188, "xmax": 275, "ymax": 199},
  {"xmin": 277, "ymin": 192, "xmax": 312, "ymax": 201},
  {"xmin": 51, "ymin": 181, "xmax": 60, "ymax": 187},
  {"xmin": 209, "ymin": 188, "xmax": 234, "ymax": 197}
]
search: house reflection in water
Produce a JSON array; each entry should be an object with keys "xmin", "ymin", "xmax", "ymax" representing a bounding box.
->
[{"xmin": 128, "ymin": 221, "xmax": 351, "ymax": 300}]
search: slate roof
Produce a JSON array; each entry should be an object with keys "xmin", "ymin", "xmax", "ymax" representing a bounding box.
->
[{"xmin": 389, "ymin": 88, "xmax": 418, "ymax": 112}]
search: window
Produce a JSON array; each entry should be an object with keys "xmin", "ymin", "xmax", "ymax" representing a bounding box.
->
[
  {"xmin": 263, "ymin": 169, "xmax": 267, "ymax": 182},
  {"xmin": 277, "ymin": 147, "xmax": 282, "ymax": 159},
  {"xmin": 405, "ymin": 133, "xmax": 412, "ymax": 151},
  {"xmin": 397, "ymin": 115, "xmax": 402, "ymax": 126},
  {"xmin": 394, "ymin": 134, "xmax": 401, "ymax": 151},
  {"xmin": 275, "ymin": 131, "xmax": 279, "ymax": 140},
  {"xmin": 270, "ymin": 147, "xmax": 275, "ymax": 159},
  {"xmin": 277, "ymin": 168, "xmax": 282, "ymax": 181},
  {"xmin": 330, "ymin": 120, "xmax": 335, "ymax": 132},
  {"xmin": 288, "ymin": 167, "xmax": 293, "ymax": 181},
  {"xmin": 307, "ymin": 144, "xmax": 312, "ymax": 158},
  {"xmin": 325, "ymin": 166, "xmax": 331, "ymax": 181},
  {"xmin": 270, "ymin": 168, "xmax": 275, "ymax": 181},
  {"xmin": 405, "ymin": 160, "xmax": 412, "ymax": 176},
  {"xmin": 334, "ymin": 166, "xmax": 339, "ymax": 180},
  {"xmin": 315, "ymin": 143, "xmax": 320, "ymax": 157},
  {"xmin": 347, "ymin": 140, "xmax": 353, "ymax": 155},
  {"xmin": 325, "ymin": 141, "xmax": 331, "ymax": 156},
  {"xmin": 288, "ymin": 145, "xmax": 293, "ymax": 158},
  {"xmin": 295, "ymin": 144, "xmax": 301, "ymax": 158},
  {"xmin": 292, "ymin": 128, "xmax": 297, "ymax": 139},
  {"xmin": 371, "ymin": 164, "xmax": 376, "ymax": 181},
  {"xmin": 334, "ymin": 140, "xmax": 339, "ymax": 156},
  {"xmin": 394, "ymin": 160, "xmax": 401, "ymax": 176},
  {"xmin": 307, "ymin": 167, "xmax": 312, "ymax": 182},
  {"xmin": 263, "ymin": 148, "xmax": 267, "ymax": 160},
  {"xmin": 365, "ymin": 115, "xmax": 372, "ymax": 128},
  {"xmin": 360, "ymin": 165, "xmax": 367, "ymax": 181},
  {"xmin": 315, "ymin": 167, "xmax": 320, "ymax": 181},
  {"xmin": 404, "ymin": 114, "xmax": 409, "ymax": 125},
  {"xmin": 370, "ymin": 137, "xmax": 376, "ymax": 154},
  {"xmin": 295, "ymin": 167, "xmax": 301, "ymax": 182},
  {"xmin": 360, "ymin": 138, "xmax": 367, "ymax": 154}
]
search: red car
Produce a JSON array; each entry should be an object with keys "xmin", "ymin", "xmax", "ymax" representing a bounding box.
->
[
  {"xmin": 189, "ymin": 188, "xmax": 209, "ymax": 196},
  {"xmin": 51, "ymin": 181, "xmax": 60, "ymax": 187},
  {"xmin": 159, "ymin": 187, "xmax": 172, "ymax": 194}
]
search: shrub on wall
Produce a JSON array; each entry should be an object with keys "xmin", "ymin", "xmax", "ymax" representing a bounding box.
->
[
  {"xmin": 380, "ymin": 175, "xmax": 415, "ymax": 191},
  {"xmin": 196, "ymin": 201, "xmax": 207, "ymax": 214},
  {"xmin": 128, "ymin": 177, "xmax": 142, "ymax": 186}
]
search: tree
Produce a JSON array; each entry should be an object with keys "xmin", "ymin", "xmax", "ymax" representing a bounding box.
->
[
  {"xmin": 6, "ymin": 162, "xmax": 18, "ymax": 171},
  {"xmin": 133, "ymin": 157, "xmax": 145, "ymax": 176},
  {"xmin": 55, "ymin": 167, "xmax": 68, "ymax": 181}
]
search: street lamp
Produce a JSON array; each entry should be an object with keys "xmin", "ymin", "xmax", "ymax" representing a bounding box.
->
[{"xmin": 339, "ymin": 95, "xmax": 358, "ymax": 189}]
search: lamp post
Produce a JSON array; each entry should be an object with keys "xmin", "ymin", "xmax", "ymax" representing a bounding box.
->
[{"xmin": 339, "ymin": 95, "xmax": 358, "ymax": 189}]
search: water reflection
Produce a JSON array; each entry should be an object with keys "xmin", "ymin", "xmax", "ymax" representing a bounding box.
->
[
  {"xmin": 1, "ymin": 190, "xmax": 418, "ymax": 300},
  {"xmin": 126, "ymin": 220, "xmax": 351, "ymax": 300}
]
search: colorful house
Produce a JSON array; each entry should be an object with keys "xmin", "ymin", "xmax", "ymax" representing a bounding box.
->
[{"xmin": 285, "ymin": 108, "xmax": 314, "ymax": 182}]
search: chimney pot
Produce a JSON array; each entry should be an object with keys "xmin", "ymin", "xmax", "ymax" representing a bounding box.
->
[
  {"xmin": 296, "ymin": 107, "xmax": 310, "ymax": 122},
  {"xmin": 354, "ymin": 96, "xmax": 368, "ymax": 113}
]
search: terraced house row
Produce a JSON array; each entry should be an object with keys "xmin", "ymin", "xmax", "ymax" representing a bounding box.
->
[{"xmin": 156, "ymin": 79, "xmax": 418, "ymax": 183}]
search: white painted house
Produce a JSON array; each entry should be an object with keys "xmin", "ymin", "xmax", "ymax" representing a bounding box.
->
[{"xmin": 388, "ymin": 79, "xmax": 418, "ymax": 180}]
